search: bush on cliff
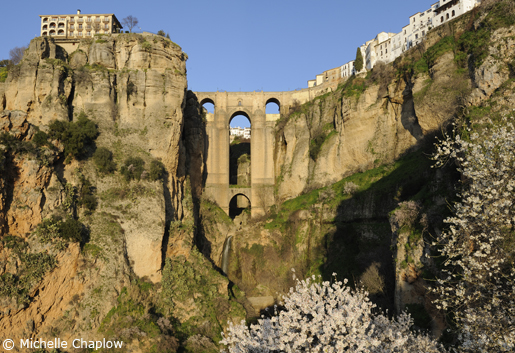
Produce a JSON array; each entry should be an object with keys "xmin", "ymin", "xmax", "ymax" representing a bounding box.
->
[
  {"xmin": 120, "ymin": 156, "xmax": 145, "ymax": 181},
  {"xmin": 48, "ymin": 111, "xmax": 98, "ymax": 162},
  {"xmin": 93, "ymin": 147, "xmax": 117, "ymax": 174}
]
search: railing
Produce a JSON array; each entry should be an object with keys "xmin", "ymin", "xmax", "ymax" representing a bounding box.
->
[
  {"xmin": 95, "ymin": 18, "xmax": 101, "ymax": 22},
  {"xmin": 70, "ymin": 18, "xmax": 75, "ymax": 23},
  {"xmin": 103, "ymin": 18, "xmax": 110, "ymax": 22},
  {"xmin": 43, "ymin": 19, "xmax": 48, "ymax": 23},
  {"xmin": 78, "ymin": 19, "xmax": 83, "ymax": 23}
]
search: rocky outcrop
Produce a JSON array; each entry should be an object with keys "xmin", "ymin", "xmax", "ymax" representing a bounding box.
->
[{"xmin": 0, "ymin": 33, "xmax": 191, "ymax": 349}]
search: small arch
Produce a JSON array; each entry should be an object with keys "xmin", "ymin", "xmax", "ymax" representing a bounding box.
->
[
  {"xmin": 43, "ymin": 17, "xmax": 48, "ymax": 23},
  {"xmin": 446, "ymin": 13, "xmax": 449, "ymax": 20},
  {"xmin": 229, "ymin": 193, "xmax": 251, "ymax": 219},
  {"xmin": 49, "ymin": 30, "xmax": 56, "ymax": 36},
  {"xmin": 452, "ymin": 10, "xmax": 455, "ymax": 17},
  {"xmin": 58, "ymin": 23, "xmax": 65, "ymax": 28},
  {"xmin": 42, "ymin": 31, "xmax": 48, "ymax": 36},
  {"xmin": 58, "ymin": 29, "xmax": 65, "ymax": 36},
  {"xmin": 441, "ymin": 16, "xmax": 444, "ymax": 22},
  {"xmin": 200, "ymin": 98, "xmax": 215, "ymax": 114},
  {"xmin": 42, "ymin": 25, "xmax": 48, "ymax": 30},
  {"xmin": 266, "ymin": 98, "xmax": 280, "ymax": 114}
]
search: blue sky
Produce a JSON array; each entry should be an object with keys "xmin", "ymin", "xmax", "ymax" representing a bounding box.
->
[{"xmin": 1, "ymin": 0, "xmax": 434, "ymax": 127}]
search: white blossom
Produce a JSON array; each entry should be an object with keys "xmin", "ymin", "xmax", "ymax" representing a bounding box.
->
[
  {"xmin": 432, "ymin": 118, "xmax": 515, "ymax": 351},
  {"xmin": 221, "ymin": 273, "xmax": 443, "ymax": 352}
]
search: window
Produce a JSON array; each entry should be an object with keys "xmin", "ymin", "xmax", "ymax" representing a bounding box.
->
[
  {"xmin": 78, "ymin": 32, "xmax": 83, "ymax": 36},
  {"xmin": 404, "ymin": 30, "xmax": 406, "ymax": 34},
  {"xmin": 104, "ymin": 25, "xmax": 109, "ymax": 29},
  {"xmin": 446, "ymin": 13, "xmax": 449, "ymax": 19},
  {"xmin": 385, "ymin": 49, "xmax": 387, "ymax": 53},
  {"xmin": 79, "ymin": 24, "xmax": 83, "ymax": 29},
  {"xmin": 70, "ymin": 24, "xmax": 74, "ymax": 29},
  {"xmin": 415, "ymin": 34, "xmax": 419, "ymax": 39},
  {"xmin": 42, "ymin": 31, "xmax": 47, "ymax": 36},
  {"xmin": 452, "ymin": 10, "xmax": 455, "ymax": 16},
  {"xmin": 43, "ymin": 18, "xmax": 48, "ymax": 23},
  {"xmin": 87, "ymin": 31, "xmax": 91, "ymax": 36},
  {"xmin": 422, "ymin": 31, "xmax": 425, "ymax": 36},
  {"xmin": 441, "ymin": 16, "xmax": 444, "ymax": 22}
]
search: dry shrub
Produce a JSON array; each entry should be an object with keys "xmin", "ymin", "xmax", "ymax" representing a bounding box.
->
[
  {"xmin": 343, "ymin": 181, "xmax": 359, "ymax": 195},
  {"xmin": 392, "ymin": 201, "xmax": 421, "ymax": 229},
  {"xmin": 369, "ymin": 61, "xmax": 394, "ymax": 100},
  {"xmin": 360, "ymin": 262, "xmax": 385, "ymax": 295}
]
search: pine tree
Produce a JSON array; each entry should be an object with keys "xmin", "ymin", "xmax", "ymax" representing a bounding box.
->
[{"xmin": 355, "ymin": 47, "xmax": 364, "ymax": 73}]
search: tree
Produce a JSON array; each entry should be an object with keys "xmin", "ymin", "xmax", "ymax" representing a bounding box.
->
[
  {"xmin": 355, "ymin": 47, "xmax": 364, "ymax": 73},
  {"xmin": 432, "ymin": 118, "xmax": 515, "ymax": 351},
  {"xmin": 9, "ymin": 46, "xmax": 27, "ymax": 66},
  {"xmin": 121, "ymin": 15, "xmax": 139, "ymax": 33},
  {"xmin": 221, "ymin": 272, "xmax": 443, "ymax": 352},
  {"xmin": 157, "ymin": 30, "xmax": 166, "ymax": 37}
]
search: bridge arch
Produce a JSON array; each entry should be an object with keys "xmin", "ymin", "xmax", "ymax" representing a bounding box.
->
[
  {"xmin": 200, "ymin": 97, "xmax": 215, "ymax": 114},
  {"xmin": 228, "ymin": 110, "xmax": 251, "ymax": 126},
  {"xmin": 266, "ymin": 97, "xmax": 280, "ymax": 114},
  {"xmin": 229, "ymin": 192, "xmax": 251, "ymax": 219}
]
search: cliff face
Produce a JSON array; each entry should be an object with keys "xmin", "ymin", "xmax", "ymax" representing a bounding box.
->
[
  {"xmin": 273, "ymin": 17, "xmax": 515, "ymax": 203},
  {"xmin": 0, "ymin": 34, "xmax": 200, "ymax": 347}
]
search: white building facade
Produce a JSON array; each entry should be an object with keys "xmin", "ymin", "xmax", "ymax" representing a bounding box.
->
[
  {"xmin": 39, "ymin": 10, "xmax": 122, "ymax": 38},
  {"xmin": 306, "ymin": 0, "xmax": 481, "ymax": 87}
]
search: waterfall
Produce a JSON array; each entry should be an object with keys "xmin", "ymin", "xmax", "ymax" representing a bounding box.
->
[{"xmin": 221, "ymin": 235, "xmax": 233, "ymax": 275}]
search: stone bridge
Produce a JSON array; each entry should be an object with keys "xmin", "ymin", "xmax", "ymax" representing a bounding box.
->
[{"xmin": 194, "ymin": 85, "xmax": 335, "ymax": 217}]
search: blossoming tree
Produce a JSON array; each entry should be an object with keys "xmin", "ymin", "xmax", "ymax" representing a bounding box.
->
[
  {"xmin": 432, "ymin": 120, "xmax": 515, "ymax": 351},
  {"xmin": 221, "ymin": 273, "xmax": 443, "ymax": 352}
]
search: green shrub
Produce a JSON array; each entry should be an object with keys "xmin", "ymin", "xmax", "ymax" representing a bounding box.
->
[
  {"xmin": 309, "ymin": 130, "xmax": 327, "ymax": 161},
  {"xmin": 149, "ymin": 160, "xmax": 165, "ymax": 181},
  {"xmin": 48, "ymin": 112, "xmax": 98, "ymax": 162},
  {"xmin": 34, "ymin": 216, "xmax": 85, "ymax": 243},
  {"xmin": 120, "ymin": 156, "xmax": 145, "ymax": 181},
  {"xmin": 93, "ymin": 147, "xmax": 116, "ymax": 174},
  {"xmin": 32, "ymin": 131, "xmax": 49, "ymax": 147},
  {"xmin": 141, "ymin": 41, "xmax": 152, "ymax": 52},
  {"xmin": 0, "ymin": 66, "xmax": 8, "ymax": 82},
  {"xmin": 77, "ymin": 173, "xmax": 97, "ymax": 213}
]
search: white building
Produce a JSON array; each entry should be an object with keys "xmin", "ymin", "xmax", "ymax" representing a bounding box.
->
[
  {"xmin": 230, "ymin": 127, "xmax": 251, "ymax": 140},
  {"xmin": 39, "ymin": 10, "xmax": 122, "ymax": 38},
  {"xmin": 305, "ymin": 0, "xmax": 482, "ymax": 87},
  {"xmin": 366, "ymin": 33, "xmax": 395, "ymax": 70},
  {"xmin": 390, "ymin": 31, "xmax": 404, "ymax": 63},
  {"xmin": 433, "ymin": 0, "xmax": 480, "ymax": 28},
  {"xmin": 341, "ymin": 60, "xmax": 355, "ymax": 79}
]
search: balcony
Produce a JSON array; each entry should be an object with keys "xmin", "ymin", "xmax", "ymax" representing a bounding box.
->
[
  {"xmin": 78, "ymin": 19, "xmax": 83, "ymax": 23},
  {"xmin": 103, "ymin": 18, "xmax": 110, "ymax": 23},
  {"xmin": 95, "ymin": 18, "xmax": 101, "ymax": 22},
  {"xmin": 70, "ymin": 18, "xmax": 75, "ymax": 23}
]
